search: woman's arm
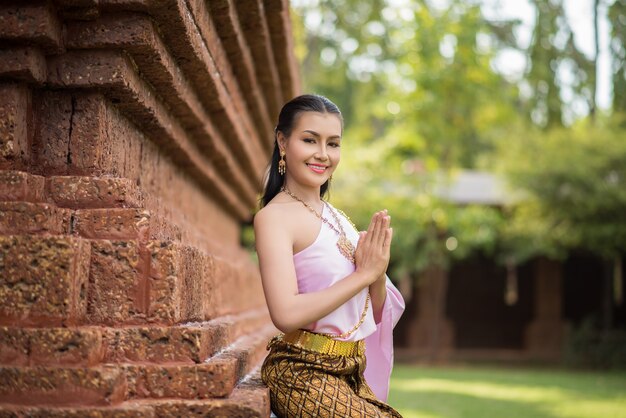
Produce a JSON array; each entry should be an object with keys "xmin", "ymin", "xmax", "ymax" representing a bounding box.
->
[{"xmin": 254, "ymin": 208, "xmax": 392, "ymax": 333}]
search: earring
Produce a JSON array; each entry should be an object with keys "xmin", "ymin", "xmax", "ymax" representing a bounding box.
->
[{"xmin": 278, "ymin": 150, "xmax": 286, "ymax": 175}]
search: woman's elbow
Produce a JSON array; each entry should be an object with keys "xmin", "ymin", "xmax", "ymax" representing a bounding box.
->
[{"xmin": 269, "ymin": 311, "xmax": 299, "ymax": 334}]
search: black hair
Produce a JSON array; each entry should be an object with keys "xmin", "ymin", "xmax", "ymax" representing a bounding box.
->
[{"xmin": 260, "ymin": 94, "xmax": 343, "ymax": 208}]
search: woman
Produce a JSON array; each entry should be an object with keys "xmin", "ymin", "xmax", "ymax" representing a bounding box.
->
[{"xmin": 255, "ymin": 94, "xmax": 405, "ymax": 417}]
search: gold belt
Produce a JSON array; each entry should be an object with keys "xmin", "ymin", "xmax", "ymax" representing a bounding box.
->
[{"xmin": 280, "ymin": 329, "xmax": 365, "ymax": 357}]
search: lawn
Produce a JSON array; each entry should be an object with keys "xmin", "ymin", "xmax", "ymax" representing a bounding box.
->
[{"xmin": 388, "ymin": 364, "xmax": 626, "ymax": 418}]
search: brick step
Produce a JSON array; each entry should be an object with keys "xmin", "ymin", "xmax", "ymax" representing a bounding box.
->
[
  {"xmin": 123, "ymin": 323, "xmax": 275, "ymax": 401},
  {"xmin": 0, "ymin": 234, "xmax": 89, "ymax": 327},
  {"xmin": 0, "ymin": 401, "xmax": 154, "ymax": 417},
  {"xmin": 209, "ymin": 323, "xmax": 277, "ymax": 384},
  {"xmin": 0, "ymin": 365, "xmax": 127, "ymax": 407},
  {"xmin": 104, "ymin": 308, "xmax": 271, "ymax": 365},
  {"xmin": 150, "ymin": 382, "xmax": 270, "ymax": 417},
  {"xmin": 0, "ymin": 378, "xmax": 270, "ymax": 417},
  {"xmin": 0, "ymin": 309, "xmax": 272, "ymax": 367},
  {"xmin": 1, "ymin": 234, "xmax": 264, "ymax": 326},
  {"xmin": 0, "ymin": 171, "xmax": 46, "ymax": 203}
]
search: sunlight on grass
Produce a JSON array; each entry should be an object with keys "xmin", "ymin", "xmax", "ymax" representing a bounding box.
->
[{"xmin": 388, "ymin": 365, "xmax": 626, "ymax": 418}]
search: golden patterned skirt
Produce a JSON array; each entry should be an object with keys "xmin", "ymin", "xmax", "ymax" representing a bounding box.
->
[{"xmin": 261, "ymin": 330, "xmax": 403, "ymax": 418}]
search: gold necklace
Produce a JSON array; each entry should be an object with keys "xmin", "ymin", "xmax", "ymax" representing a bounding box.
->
[
  {"xmin": 281, "ymin": 186, "xmax": 370, "ymax": 340},
  {"xmin": 281, "ymin": 187, "xmax": 355, "ymax": 264}
]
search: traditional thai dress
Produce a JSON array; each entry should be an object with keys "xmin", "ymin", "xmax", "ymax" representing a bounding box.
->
[{"xmin": 261, "ymin": 201, "xmax": 405, "ymax": 418}]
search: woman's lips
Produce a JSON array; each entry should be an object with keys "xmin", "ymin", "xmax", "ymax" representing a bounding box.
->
[{"xmin": 307, "ymin": 163, "xmax": 328, "ymax": 174}]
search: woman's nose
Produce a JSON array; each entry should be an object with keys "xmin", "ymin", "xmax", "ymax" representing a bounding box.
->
[{"xmin": 316, "ymin": 145, "xmax": 329, "ymax": 160}]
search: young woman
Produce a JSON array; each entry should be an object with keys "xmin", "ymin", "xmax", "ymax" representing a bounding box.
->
[{"xmin": 255, "ymin": 94, "xmax": 405, "ymax": 417}]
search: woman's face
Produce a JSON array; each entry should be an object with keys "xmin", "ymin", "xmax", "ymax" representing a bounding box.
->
[{"xmin": 279, "ymin": 111, "xmax": 342, "ymax": 188}]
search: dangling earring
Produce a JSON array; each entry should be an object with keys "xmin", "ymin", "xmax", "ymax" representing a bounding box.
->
[{"xmin": 278, "ymin": 150, "xmax": 286, "ymax": 175}]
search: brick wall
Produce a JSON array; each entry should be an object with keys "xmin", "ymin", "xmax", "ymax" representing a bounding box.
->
[{"xmin": 0, "ymin": 0, "xmax": 299, "ymax": 416}]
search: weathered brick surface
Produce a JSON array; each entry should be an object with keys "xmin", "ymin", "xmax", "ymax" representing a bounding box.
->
[
  {"xmin": 124, "ymin": 359, "xmax": 237, "ymax": 399},
  {"xmin": 48, "ymin": 176, "xmax": 142, "ymax": 208},
  {"xmin": 0, "ymin": 326, "xmax": 104, "ymax": 367},
  {"xmin": 0, "ymin": 170, "xmax": 45, "ymax": 202},
  {"xmin": 235, "ymin": 0, "xmax": 283, "ymax": 119},
  {"xmin": 73, "ymin": 208, "xmax": 150, "ymax": 240},
  {"xmin": 0, "ymin": 47, "xmax": 47, "ymax": 84},
  {"xmin": 208, "ymin": 0, "xmax": 274, "ymax": 148},
  {"xmin": 265, "ymin": 0, "xmax": 301, "ymax": 101},
  {"xmin": 0, "ymin": 235, "xmax": 89, "ymax": 326},
  {"xmin": 0, "ymin": 84, "xmax": 32, "ymax": 169},
  {"xmin": 0, "ymin": 202, "xmax": 71, "ymax": 235},
  {"xmin": 0, "ymin": 0, "xmax": 298, "ymax": 412},
  {"xmin": 32, "ymin": 91, "xmax": 109, "ymax": 175},
  {"xmin": 0, "ymin": 366, "xmax": 126, "ymax": 406},
  {"xmin": 152, "ymin": 384, "xmax": 270, "ymax": 417},
  {"xmin": 103, "ymin": 325, "xmax": 213, "ymax": 365},
  {"xmin": 0, "ymin": 403, "xmax": 155, "ymax": 418},
  {"xmin": 0, "ymin": 3, "xmax": 63, "ymax": 53},
  {"xmin": 87, "ymin": 239, "xmax": 144, "ymax": 325}
]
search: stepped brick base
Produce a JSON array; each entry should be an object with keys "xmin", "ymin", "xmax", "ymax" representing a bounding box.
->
[{"xmin": 1, "ymin": 0, "xmax": 298, "ymax": 414}]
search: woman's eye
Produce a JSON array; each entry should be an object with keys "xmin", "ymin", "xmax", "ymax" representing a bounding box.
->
[
  {"xmin": 329, "ymin": 142, "xmax": 340, "ymax": 148},
  {"xmin": 303, "ymin": 138, "xmax": 315, "ymax": 143}
]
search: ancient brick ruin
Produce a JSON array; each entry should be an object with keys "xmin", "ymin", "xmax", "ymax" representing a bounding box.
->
[{"xmin": 0, "ymin": 0, "xmax": 299, "ymax": 415}]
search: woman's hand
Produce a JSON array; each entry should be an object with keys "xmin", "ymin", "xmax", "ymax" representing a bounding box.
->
[{"xmin": 354, "ymin": 210, "xmax": 393, "ymax": 286}]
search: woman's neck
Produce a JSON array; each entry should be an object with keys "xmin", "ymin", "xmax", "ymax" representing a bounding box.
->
[{"xmin": 282, "ymin": 178, "xmax": 322, "ymax": 205}]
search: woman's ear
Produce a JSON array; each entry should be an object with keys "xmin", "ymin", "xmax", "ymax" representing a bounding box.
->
[{"xmin": 277, "ymin": 131, "xmax": 287, "ymax": 153}]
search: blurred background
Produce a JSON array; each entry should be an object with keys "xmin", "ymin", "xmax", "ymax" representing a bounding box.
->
[{"xmin": 288, "ymin": 0, "xmax": 626, "ymax": 416}]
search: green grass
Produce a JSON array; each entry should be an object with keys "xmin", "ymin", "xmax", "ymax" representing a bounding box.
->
[{"xmin": 388, "ymin": 364, "xmax": 626, "ymax": 418}]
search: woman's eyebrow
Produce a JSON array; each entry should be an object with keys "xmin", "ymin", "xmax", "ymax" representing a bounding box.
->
[{"xmin": 302, "ymin": 129, "xmax": 341, "ymax": 140}]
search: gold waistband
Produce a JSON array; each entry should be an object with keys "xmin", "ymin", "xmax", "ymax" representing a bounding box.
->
[{"xmin": 279, "ymin": 329, "xmax": 365, "ymax": 357}]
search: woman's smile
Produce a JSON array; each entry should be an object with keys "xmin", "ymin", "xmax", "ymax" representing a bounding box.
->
[{"xmin": 307, "ymin": 163, "xmax": 329, "ymax": 174}]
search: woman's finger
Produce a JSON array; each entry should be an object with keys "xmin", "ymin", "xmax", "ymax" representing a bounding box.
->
[
  {"xmin": 375, "ymin": 214, "xmax": 389, "ymax": 247},
  {"xmin": 383, "ymin": 227, "xmax": 393, "ymax": 248}
]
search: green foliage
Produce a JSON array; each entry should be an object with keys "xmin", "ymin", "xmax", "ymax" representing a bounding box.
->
[
  {"xmin": 496, "ymin": 118, "xmax": 626, "ymax": 259},
  {"xmin": 565, "ymin": 316, "xmax": 626, "ymax": 369},
  {"xmin": 291, "ymin": 0, "xmax": 626, "ymax": 280}
]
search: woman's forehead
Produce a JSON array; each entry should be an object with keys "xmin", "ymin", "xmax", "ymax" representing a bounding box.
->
[{"xmin": 293, "ymin": 112, "xmax": 342, "ymax": 136}]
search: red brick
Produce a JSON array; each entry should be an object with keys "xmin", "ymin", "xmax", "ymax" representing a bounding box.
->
[
  {"xmin": 65, "ymin": 14, "xmax": 262, "ymax": 207},
  {"xmin": 212, "ymin": 323, "xmax": 275, "ymax": 383},
  {"xmin": 208, "ymin": 0, "xmax": 274, "ymax": 149},
  {"xmin": 87, "ymin": 239, "xmax": 144, "ymax": 325},
  {"xmin": 48, "ymin": 176, "xmax": 142, "ymax": 208},
  {"xmin": 46, "ymin": 50, "xmax": 251, "ymax": 219},
  {"xmin": 0, "ymin": 326, "xmax": 103, "ymax": 367},
  {"xmin": 0, "ymin": 403, "xmax": 155, "ymax": 417},
  {"xmin": 146, "ymin": 240, "xmax": 184, "ymax": 323},
  {"xmin": 0, "ymin": 365, "xmax": 126, "ymax": 406},
  {"xmin": 124, "ymin": 358, "xmax": 237, "ymax": 399},
  {"xmin": 0, "ymin": 170, "xmax": 45, "ymax": 202},
  {"xmin": 0, "ymin": 327, "xmax": 28, "ymax": 366},
  {"xmin": 152, "ymin": 385, "xmax": 269, "ymax": 417},
  {"xmin": 0, "ymin": 202, "xmax": 71, "ymax": 234},
  {"xmin": 103, "ymin": 325, "xmax": 213, "ymax": 364},
  {"xmin": 73, "ymin": 208, "xmax": 150, "ymax": 240},
  {"xmin": 0, "ymin": 235, "xmax": 89, "ymax": 326},
  {"xmin": 0, "ymin": 84, "xmax": 32, "ymax": 169},
  {"xmin": 144, "ymin": 1, "xmax": 268, "ymax": 184},
  {"xmin": 234, "ymin": 0, "xmax": 283, "ymax": 119},
  {"xmin": 33, "ymin": 91, "xmax": 109, "ymax": 175},
  {"xmin": 0, "ymin": 3, "xmax": 63, "ymax": 54},
  {"xmin": 0, "ymin": 48, "xmax": 47, "ymax": 84},
  {"xmin": 265, "ymin": 0, "xmax": 301, "ymax": 100}
]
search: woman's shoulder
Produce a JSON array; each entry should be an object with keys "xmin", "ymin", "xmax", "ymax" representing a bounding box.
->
[{"xmin": 254, "ymin": 198, "xmax": 299, "ymax": 230}]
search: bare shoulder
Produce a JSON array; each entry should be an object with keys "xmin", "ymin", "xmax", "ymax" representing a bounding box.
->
[{"xmin": 253, "ymin": 199, "xmax": 300, "ymax": 239}]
